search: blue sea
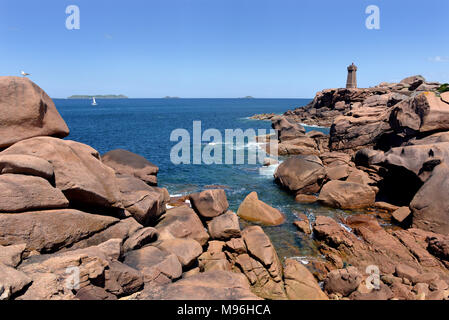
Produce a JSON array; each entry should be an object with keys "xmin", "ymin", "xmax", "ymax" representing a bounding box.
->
[{"xmin": 55, "ymin": 98, "xmax": 343, "ymax": 261}]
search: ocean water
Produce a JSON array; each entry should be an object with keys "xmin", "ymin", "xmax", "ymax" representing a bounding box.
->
[{"xmin": 55, "ymin": 98, "xmax": 345, "ymax": 262}]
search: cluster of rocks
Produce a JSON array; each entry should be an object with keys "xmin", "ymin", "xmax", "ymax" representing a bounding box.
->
[
  {"xmin": 249, "ymin": 113, "xmax": 277, "ymax": 121},
  {"xmin": 284, "ymin": 75, "xmax": 442, "ymax": 127},
  {"xmin": 0, "ymin": 77, "xmax": 331, "ymax": 301},
  {"xmin": 265, "ymin": 75, "xmax": 449, "ymax": 299}
]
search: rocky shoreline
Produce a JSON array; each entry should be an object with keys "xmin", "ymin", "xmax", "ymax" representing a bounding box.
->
[
  {"xmin": 255, "ymin": 75, "xmax": 449, "ymax": 300},
  {"xmin": 1, "ymin": 75, "xmax": 449, "ymax": 301}
]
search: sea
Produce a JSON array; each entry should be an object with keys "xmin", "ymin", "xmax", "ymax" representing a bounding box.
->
[{"xmin": 55, "ymin": 98, "xmax": 350, "ymax": 263}]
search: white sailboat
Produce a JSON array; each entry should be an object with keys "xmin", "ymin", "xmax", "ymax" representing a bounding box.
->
[{"xmin": 91, "ymin": 97, "xmax": 98, "ymax": 106}]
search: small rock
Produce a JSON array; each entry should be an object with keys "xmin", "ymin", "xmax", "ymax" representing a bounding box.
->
[
  {"xmin": 294, "ymin": 194, "xmax": 318, "ymax": 204},
  {"xmin": 395, "ymin": 264, "xmax": 419, "ymax": 282},
  {"xmin": 392, "ymin": 207, "xmax": 411, "ymax": 224}
]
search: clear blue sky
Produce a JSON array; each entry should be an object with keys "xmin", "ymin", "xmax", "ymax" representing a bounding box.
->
[{"xmin": 1, "ymin": 0, "xmax": 448, "ymax": 98}]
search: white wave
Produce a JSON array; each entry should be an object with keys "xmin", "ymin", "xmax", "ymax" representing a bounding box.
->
[
  {"xmin": 300, "ymin": 123, "xmax": 329, "ymax": 129},
  {"xmin": 228, "ymin": 141, "xmax": 264, "ymax": 151},
  {"xmin": 290, "ymin": 256, "xmax": 310, "ymax": 265},
  {"xmin": 338, "ymin": 222, "xmax": 353, "ymax": 233},
  {"xmin": 170, "ymin": 194, "xmax": 183, "ymax": 198},
  {"xmin": 166, "ymin": 204, "xmax": 175, "ymax": 209},
  {"xmin": 258, "ymin": 163, "xmax": 280, "ymax": 176}
]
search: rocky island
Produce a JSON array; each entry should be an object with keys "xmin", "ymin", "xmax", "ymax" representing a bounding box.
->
[{"xmin": 1, "ymin": 74, "xmax": 449, "ymax": 301}]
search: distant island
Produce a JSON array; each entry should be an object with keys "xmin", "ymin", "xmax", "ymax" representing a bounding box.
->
[
  {"xmin": 240, "ymin": 96, "xmax": 254, "ymax": 99},
  {"xmin": 67, "ymin": 95, "xmax": 128, "ymax": 99},
  {"xmin": 163, "ymin": 96, "xmax": 180, "ymax": 99}
]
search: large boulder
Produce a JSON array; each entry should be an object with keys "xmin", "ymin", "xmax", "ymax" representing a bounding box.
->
[
  {"xmin": 102, "ymin": 149, "xmax": 159, "ymax": 186},
  {"xmin": 239, "ymin": 226, "xmax": 287, "ymax": 299},
  {"xmin": 0, "ymin": 209, "xmax": 118, "ymax": 253},
  {"xmin": 189, "ymin": 189, "xmax": 229, "ymax": 219},
  {"xmin": 0, "ymin": 174, "xmax": 68, "ymax": 212},
  {"xmin": 207, "ymin": 211, "xmax": 241, "ymax": 240},
  {"xmin": 329, "ymin": 106, "xmax": 392, "ymax": 152},
  {"xmin": 283, "ymin": 258, "xmax": 328, "ymax": 300},
  {"xmin": 237, "ymin": 192, "xmax": 285, "ymax": 226},
  {"xmin": 154, "ymin": 206, "xmax": 209, "ymax": 246},
  {"xmin": 381, "ymin": 142, "xmax": 449, "ymax": 182},
  {"xmin": 66, "ymin": 217, "xmax": 158, "ymax": 253},
  {"xmin": 0, "ymin": 77, "xmax": 69, "ymax": 149},
  {"xmin": 138, "ymin": 270, "xmax": 260, "ymax": 300},
  {"xmin": 0, "ymin": 154, "xmax": 54, "ymax": 181},
  {"xmin": 274, "ymin": 155, "xmax": 326, "ymax": 194},
  {"xmin": 277, "ymin": 136, "xmax": 319, "ymax": 156},
  {"xmin": 123, "ymin": 246, "xmax": 182, "ymax": 284},
  {"xmin": 117, "ymin": 175, "xmax": 168, "ymax": 225},
  {"xmin": 318, "ymin": 180, "xmax": 376, "ymax": 209},
  {"xmin": 0, "ymin": 137, "xmax": 122, "ymax": 211},
  {"xmin": 391, "ymin": 92, "xmax": 449, "ymax": 136},
  {"xmin": 271, "ymin": 117, "xmax": 306, "ymax": 141},
  {"xmin": 411, "ymin": 164, "xmax": 449, "ymax": 235},
  {"xmin": 156, "ymin": 238, "xmax": 203, "ymax": 268},
  {"xmin": 17, "ymin": 239, "xmax": 127, "ymax": 300}
]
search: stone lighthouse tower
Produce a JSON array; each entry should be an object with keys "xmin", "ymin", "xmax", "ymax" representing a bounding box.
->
[{"xmin": 346, "ymin": 63, "xmax": 358, "ymax": 88}]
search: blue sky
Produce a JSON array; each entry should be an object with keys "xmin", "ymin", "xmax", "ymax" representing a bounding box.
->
[{"xmin": 1, "ymin": 0, "xmax": 448, "ymax": 98}]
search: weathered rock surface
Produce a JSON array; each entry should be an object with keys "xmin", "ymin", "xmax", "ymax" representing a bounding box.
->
[
  {"xmin": 0, "ymin": 244, "xmax": 26, "ymax": 268},
  {"xmin": 68, "ymin": 217, "xmax": 143, "ymax": 251},
  {"xmin": 318, "ymin": 180, "xmax": 376, "ymax": 209},
  {"xmin": 0, "ymin": 154, "xmax": 54, "ymax": 180},
  {"xmin": 138, "ymin": 270, "xmax": 260, "ymax": 300},
  {"xmin": 392, "ymin": 206, "xmax": 412, "ymax": 224},
  {"xmin": 102, "ymin": 149, "xmax": 159, "ymax": 186},
  {"xmin": 410, "ymin": 164, "xmax": 449, "ymax": 235},
  {"xmin": 154, "ymin": 206, "xmax": 209, "ymax": 246},
  {"xmin": 235, "ymin": 226, "xmax": 287, "ymax": 299},
  {"xmin": 123, "ymin": 246, "xmax": 182, "ymax": 284},
  {"xmin": 391, "ymin": 92, "xmax": 449, "ymax": 135},
  {"xmin": 189, "ymin": 189, "xmax": 229, "ymax": 219},
  {"xmin": 16, "ymin": 239, "xmax": 128, "ymax": 300},
  {"xmin": 0, "ymin": 174, "xmax": 68, "ymax": 212},
  {"xmin": 329, "ymin": 105, "xmax": 392, "ymax": 152},
  {"xmin": 313, "ymin": 216, "xmax": 449, "ymax": 279},
  {"xmin": 237, "ymin": 192, "xmax": 285, "ymax": 226},
  {"xmin": 324, "ymin": 267, "xmax": 362, "ymax": 297},
  {"xmin": 274, "ymin": 155, "xmax": 326, "ymax": 194},
  {"xmin": 117, "ymin": 175, "xmax": 168, "ymax": 225},
  {"xmin": 0, "ymin": 263, "xmax": 32, "ymax": 300},
  {"xmin": 283, "ymin": 258, "xmax": 328, "ymax": 300},
  {"xmin": 0, "ymin": 209, "xmax": 118, "ymax": 253},
  {"xmin": 198, "ymin": 241, "xmax": 231, "ymax": 272},
  {"xmin": 208, "ymin": 211, "xmax": 241, "ymax": 240},
  {"xmin": 0, "ymin": 77, "xmax": 69, "ymax": 149},
  {"xmin": 0, "ymin": 137, "xmax": 122, "ymax": 211},
  {"xmin": 156, "ymin": 238, "xmax": 203, "ymax": 268},
  {"xmin": 272, "ymin": 116, "xmax": 306, "ymax": 141}
]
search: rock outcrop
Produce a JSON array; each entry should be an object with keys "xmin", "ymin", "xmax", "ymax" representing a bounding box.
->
[
  {"xmin": 0, "ymin": 137, "xmax": 122, "ymax": 212},
  {"xmin": 102, "ymin": 149, "xmax": 159, "ymax": 186},
  {"xmin": 0, "ymin": 77, "xmax": 69, "ymax": 149}
]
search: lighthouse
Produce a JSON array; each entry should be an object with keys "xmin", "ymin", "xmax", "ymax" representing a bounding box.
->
[{"xmin": 346, "ymin": 63, "xmax": 358, "ymax": 88}]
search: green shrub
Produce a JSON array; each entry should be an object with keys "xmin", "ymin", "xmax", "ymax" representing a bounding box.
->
[{"xmin": 437, "ymin": 83, "xmax": 449, "ymax": 93}]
